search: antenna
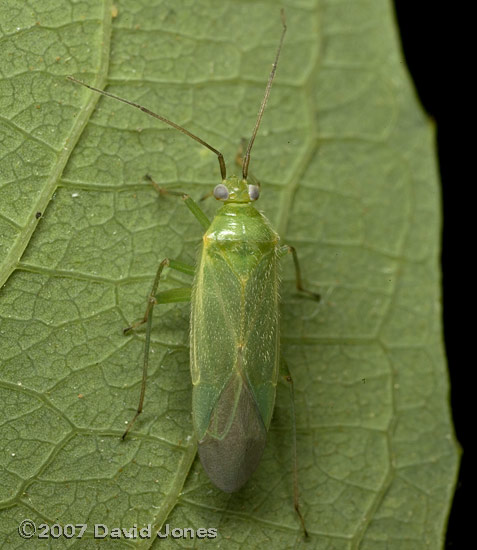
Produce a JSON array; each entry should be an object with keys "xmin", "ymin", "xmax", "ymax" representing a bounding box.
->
[
  {"xmin": 67, "ymin": 76, "xmax": 227, "ymax": 180},
  {"xmin": 242, "ymin": 9, "xmax": 287, "ymax": 180}
]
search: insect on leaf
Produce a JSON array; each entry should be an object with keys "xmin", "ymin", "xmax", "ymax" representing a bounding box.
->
[{"xmin": 0, "ymin": 0, "xmax": 459, "ymax": 547}]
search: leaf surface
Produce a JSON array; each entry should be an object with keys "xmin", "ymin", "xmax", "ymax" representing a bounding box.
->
[{"xmin": 0, "ymin": 0, "xmax": 459, "ymax": 548}]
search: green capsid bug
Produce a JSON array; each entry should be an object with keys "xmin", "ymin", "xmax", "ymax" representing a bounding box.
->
[{"xmin": 68, "ymin": 9, "xmax": 318, "ymax": 534}]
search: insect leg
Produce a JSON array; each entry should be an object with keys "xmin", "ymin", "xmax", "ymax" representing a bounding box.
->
[
  {"xmin": 199, "ymin": 190, "xmax": 214, "ymax": 202},
  {"xmin": 279, "ymin": 356, "xmax": 309, "ymax": 538},
  {"xmin": 122, "ymin": 258, "xmax": 193, "ymax": 440},
  {"xmin": 145, "ymin": 174, "xmax": 210, "ymax": 229},
  {"xmin": 280, "ymin": 245, "xmax": 320, "ymax": 301}
]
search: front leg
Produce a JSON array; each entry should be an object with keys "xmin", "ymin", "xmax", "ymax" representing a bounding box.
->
[{"xmin": 145, "ymin": 174, "xmax": 211, "ymax": 230}]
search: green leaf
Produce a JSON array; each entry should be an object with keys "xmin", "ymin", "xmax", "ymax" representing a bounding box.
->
[{"xmin": 0, "ymin": 0, "xmax": 459, "ymax": 548}]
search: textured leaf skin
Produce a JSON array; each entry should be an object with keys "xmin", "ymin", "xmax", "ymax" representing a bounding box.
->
[
  {"xmin": 191, "ymin": 197, "xmax": 279, "ymax": 492},
  {"xmin": 0, "ymin": 0, "xmax": 459, "ymax": 548}
]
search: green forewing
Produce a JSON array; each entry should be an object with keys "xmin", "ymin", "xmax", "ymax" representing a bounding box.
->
[{"xmin": 190, "ymin": 204, "xmax": 280, "ymax": 490}]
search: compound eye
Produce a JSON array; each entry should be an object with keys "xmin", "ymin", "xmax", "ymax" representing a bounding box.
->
[
  {"xmin": 213, "ymin": 184, "xmax": 229, "ymax": 200},
  {"xmin": 248, "ymin": 184, "xmax": 260, "ymax": 201}
]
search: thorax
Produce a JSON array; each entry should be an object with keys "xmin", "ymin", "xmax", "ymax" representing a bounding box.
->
[{"xmin": 204, "ymin": 204, "xmax": 278, "ymax": 246}]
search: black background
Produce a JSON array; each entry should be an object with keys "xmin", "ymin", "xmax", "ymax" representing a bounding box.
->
[{"xmin": 393, "ymin": 3, "xmax": 464, "ymax": 548}]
